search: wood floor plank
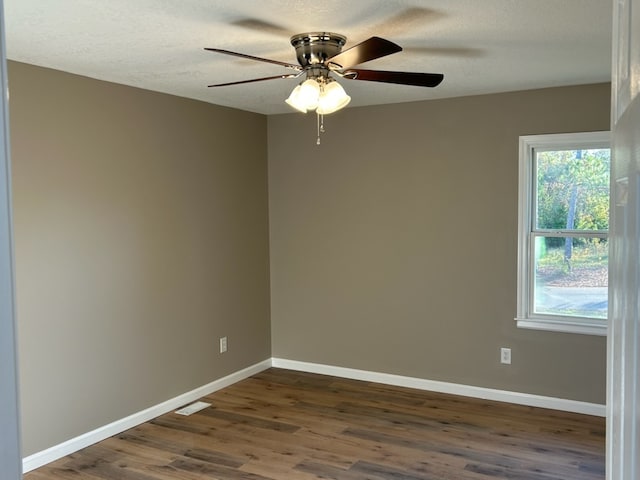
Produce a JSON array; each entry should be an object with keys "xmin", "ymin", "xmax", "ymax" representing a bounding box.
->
[{"xmin": 25, "ymin": 368, "xmax": 605, "ymax": 479}]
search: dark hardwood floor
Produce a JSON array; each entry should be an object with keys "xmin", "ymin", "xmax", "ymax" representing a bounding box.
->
[{"xmin": 25, "ymin": 368, "xmax": 605, "ymax": 479}]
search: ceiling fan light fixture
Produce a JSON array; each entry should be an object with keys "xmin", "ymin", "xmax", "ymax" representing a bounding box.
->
[
  {"xmin": 316, "ymin": 80, "xmax": 351, "ymax": 115},
  {"xmin": 286, "ymin": 77, "xmax": 350, "ymax": 115}
]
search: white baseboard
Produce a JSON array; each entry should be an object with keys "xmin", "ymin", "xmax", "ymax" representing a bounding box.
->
[
  {"xmin": 22, "ymin": 359, "xmax": 271, "ymax": 473},
  {"xmin": 24, "ymin": 357, "xmax": 605, "ymax": 473},
  {"xmin": 271, "ymin": 358, "xmax": 606, "ymax": 417}
]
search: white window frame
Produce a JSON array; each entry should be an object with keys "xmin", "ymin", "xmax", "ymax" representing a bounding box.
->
[{"xmin": 516, "ymin": 131, "xmax": 610, "ymax": 336}]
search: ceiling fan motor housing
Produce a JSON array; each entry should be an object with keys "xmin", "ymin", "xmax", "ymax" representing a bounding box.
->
[{"xmin": 290, "ymin": 32, "xmax": 347, "ymax": 68}]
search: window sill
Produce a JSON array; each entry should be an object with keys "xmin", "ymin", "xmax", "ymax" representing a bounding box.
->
[{"xmin": 516, "ymin": 317, "xmax": 607, "ymax": 336}]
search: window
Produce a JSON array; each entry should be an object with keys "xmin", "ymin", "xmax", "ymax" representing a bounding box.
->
[{"xmin": 516, "ymin": 132, "xmax": 610, "ymax": 335}]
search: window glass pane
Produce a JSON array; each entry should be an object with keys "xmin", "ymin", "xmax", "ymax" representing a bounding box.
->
[
  {"xmin": 533, "ymin": 236, "xmax": 608, "ymax": 319},
  {"xmin": 535, "ymin": 148, "xmax": 610, "ymax": 231}
]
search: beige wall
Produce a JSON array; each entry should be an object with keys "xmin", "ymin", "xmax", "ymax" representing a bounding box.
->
[
  {"xmin": 10, "ymin": 62, "xmax": 610, "ymax": 457},
  {"xmin": 268, "ymin": 83, "xmax": 610, "ymax": 404},
  {"xmin": 9, "ymin": 62, "xmax": 271, "ymax": 456}
]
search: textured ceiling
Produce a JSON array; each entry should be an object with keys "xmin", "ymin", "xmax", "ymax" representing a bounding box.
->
[{"xmin": 4, "ymin": 0, "xmax": 612, "ymax": 115}]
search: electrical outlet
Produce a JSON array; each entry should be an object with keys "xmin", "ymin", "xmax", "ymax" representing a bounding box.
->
[
  {"xmin": 219, "ymin": 336, "xmax": 227, "ymax": 353},
  {"xmin": 500, "ymin": 347, "xmax": 511, "ymax": 365}
]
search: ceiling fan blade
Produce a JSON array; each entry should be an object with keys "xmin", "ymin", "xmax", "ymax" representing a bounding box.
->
[
  {"xmin": 326, "ymin": 36, "xmax": 402, "ymax": 69},
  {"xmin": 208, "ymin": 72, "xmax": 303, "ymax": 88},
  {"xmin": 368, "ymin": 7, "xmax": 443, "ymax": 37},
  {"xmin": 404, "ymin": 46, "xmax": 483, "ymax": 58},
  {"xmin": 342, "ymin": 68, "xmax": 444, "ymax": 87},
  {"xmin": 231, "ymin": 18, "xmax": 291, "ymax": 37},
  {"xmin": 204, "ymin": 48, "xmax": 301, "ymax": 71}
]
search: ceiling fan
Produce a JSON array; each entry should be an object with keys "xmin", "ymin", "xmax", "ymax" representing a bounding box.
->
[{"xmin": 205, "ymin": 32, "xmax": 444, "ymax": 143}]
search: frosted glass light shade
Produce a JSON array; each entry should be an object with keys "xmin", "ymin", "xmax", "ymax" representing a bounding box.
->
[
  {"xmin": 316, "ymin": 81, "xmax": 351, "ymax": 115},
  {"xmin": 285, "ymin": 85, "xmax": 307, "ymax": 113},
  {"xmin": 286, "ymin": 78, "xmax": 350, "ymax": 115},
  {"xmin": 286, "ymin": 79, "xmax": 321, "ymax": 112},
  {"xmin": 298, "ymin": 79, "xmax": 321, "ymax": 109}
]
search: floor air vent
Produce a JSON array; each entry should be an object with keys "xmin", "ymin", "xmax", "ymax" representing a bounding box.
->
[{"xmin": 174, "ymin": 401, "xmax": 211, "ymax": 416}]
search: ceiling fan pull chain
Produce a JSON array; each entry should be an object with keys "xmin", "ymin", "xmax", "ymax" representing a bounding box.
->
[{"xmin": 316, "ymin": 113, "xmax": 327, "ymax": 145}]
